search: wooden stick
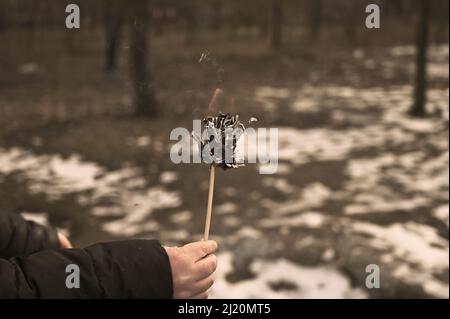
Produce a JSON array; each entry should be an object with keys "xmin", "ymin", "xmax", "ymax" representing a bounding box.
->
[
  {"xmin": 202, "ymin": 88, "xmax": 222, "ymax": 240},
  {"xmin": 203, "ymin": 165, "xmax": 216, "ymax": 240}
]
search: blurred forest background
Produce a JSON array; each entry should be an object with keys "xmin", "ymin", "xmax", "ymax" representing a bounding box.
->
[{"xmin": 0, "ymin": 0, "xmax": 448, "ymax": 298}]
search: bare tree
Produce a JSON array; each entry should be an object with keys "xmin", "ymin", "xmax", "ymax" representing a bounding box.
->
[
  {"xmin": 256, "ymin": 0, "xmax": 270, "ymax": 39},
  {"xmin": 183, "ymin": 1, "xmax": 198, "ymax": 46},
  {"xmin": 309, "ymin": 0, "xmax": 323, "ymax": 40},
  {"xmin": 211, "ymin": 0, "xmax": 223, "ymax": 31},
  {"xmin": 129, "ymin": 0, "xmax": 157, "ymax": 117},
  {"xmin": 411, "ymin": 0, "xmax": 431, "ymax": 117},
  {"xmin": 0, "ymin": 0, "xmax": 6, "ymax": 31},
  {"xmin": 104, "ymin": 0, "xmax": 125, "ymax": 72},
  {"xmin": 270, "ymin": 0, "xmax": 283, "ymax": 49},
  {"xmin": 342, "ymin": 1, "xmax": 359, "ymax": 45}
]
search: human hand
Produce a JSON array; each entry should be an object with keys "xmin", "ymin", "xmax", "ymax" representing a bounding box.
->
[
  {"xmin": 58, "ymin": 232, "xmax": 72, "ymax": 248},
  {"xmin": 164, "ymin": 240, "xmax": 218, "ymax": 299}
]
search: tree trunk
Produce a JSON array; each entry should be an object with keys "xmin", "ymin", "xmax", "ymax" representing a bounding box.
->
[
  {"xmin": 104, "ymin": 0, "xmax": 125, "ymax": 72},
  {"xmin": 270, "ymin": 0, "xmax": 283, "ymax": 50},
  {"xmin": 0, "ymin": 0, "xmax": 6, "ymax": 31},
  {"xmin": 343, "ymin": 2, "xmax": 358, "ymax": 46},
  {"xmin": 129, "ymin": 0, "xmax": 157, "ymax": 117},
  {"xmin": 411, "ymin": 0, "xmax": 430, "ymax": 117},
  {"xmin": 258, "ymin": 0, "xmax": 270, "ymax": 39},
  {"xmin": 183, "ymin": 2, "xmax": 198, "ymax": 46},
  {"xmin": 211, "ymin": 0, "xmax": 223, "ymax": 31},
  {"xmin": 309, "ymin": 0, "xmax": 322, "ymax": 40}
]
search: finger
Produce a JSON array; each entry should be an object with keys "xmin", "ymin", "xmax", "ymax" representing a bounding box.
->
[
  {"xmin": 193, "ymin": 254, "xmax": 217, "ymax": 281},
  {"xmin": 191, "ymin": 291, "xmax": 209, "ymax": 299},
  {"xmin": 183, "ymin": 240, "xmax": 218, "ymax": 262},
  {"xmin": 58, "ymin": 233, "xmax": 72, "ymax": 248},
  {"xmin": 192, "ymin": 276, "xmax": 215, "ymax": 295}
]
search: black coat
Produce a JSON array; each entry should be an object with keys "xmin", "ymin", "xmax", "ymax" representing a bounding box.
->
[{"xmin": 0, "ymin": 211, "xmax": 173, "ymax": 299}]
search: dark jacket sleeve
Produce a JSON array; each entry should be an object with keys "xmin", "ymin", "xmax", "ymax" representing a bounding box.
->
[
  {"xmin": 0, "ymin": 211, "xmax": 60, "ymax": 259},
  {"xmin": 0, "ymin": 240, "xmax": 173, "ymax": 299}
]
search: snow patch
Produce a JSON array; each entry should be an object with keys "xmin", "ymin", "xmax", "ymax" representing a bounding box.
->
[{"xmin": 210, "ymin": 253, "xmax": 367, "ymax": 299}]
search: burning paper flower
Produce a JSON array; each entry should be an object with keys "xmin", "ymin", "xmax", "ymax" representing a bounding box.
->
[
  {"xmin": 196, "ymin": 88, "xmax": 258, "ymax": 241},
  {"xmin": 201, "ymin": 112, "xmax": 246, "ymax": 170}
]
